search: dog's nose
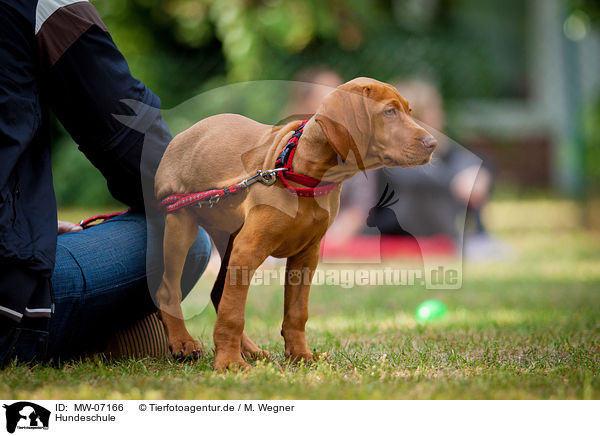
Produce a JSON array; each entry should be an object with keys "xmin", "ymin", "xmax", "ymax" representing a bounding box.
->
[{"xmin": 421, "ymin": 136, "xmax": 437, "ymax": 150}]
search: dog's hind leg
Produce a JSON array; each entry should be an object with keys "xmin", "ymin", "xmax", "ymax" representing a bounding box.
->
[
  {"xmin": 212, "ymin": 217, "xmax": 276, "ymax": 370},
  {"xmin": 210, "ymin": 230, "xmax": 270, "ymax": 360},
  {"xmin": 156, "ymin": 209, "xmax": 202, "ymax": 359}
]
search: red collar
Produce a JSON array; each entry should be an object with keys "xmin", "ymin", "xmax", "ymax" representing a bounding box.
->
[{"xmin": 275, "ymin": 120, "xmax": 339, "ymax": 197}]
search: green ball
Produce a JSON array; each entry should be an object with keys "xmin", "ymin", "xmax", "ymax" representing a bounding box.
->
[{"xmin": 415, "ymin": 299, "xmax": 448, "ymax": 323}]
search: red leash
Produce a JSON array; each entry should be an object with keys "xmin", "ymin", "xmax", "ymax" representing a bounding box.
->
[
  {"xmin": 78, "ymin": 210, "xmax": 129, "ymax": 229},
  {"xmin": 160, "ymin": 120, "xmax": 339, "ymax": 211},
  {"xmin": 159, "ymin": 168, "xmax": 286, "ymax": 212},
  {"xmin": 80, "ymin": 120, "xmax": 337, "ymax": 225}
]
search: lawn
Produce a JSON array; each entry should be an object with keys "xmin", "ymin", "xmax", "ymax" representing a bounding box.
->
[{"xmin": 1, "ymin": 198, "xmax": 599, "ymax": 399}]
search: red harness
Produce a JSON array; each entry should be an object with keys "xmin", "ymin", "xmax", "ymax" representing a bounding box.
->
[
  {"xmin": 80, "ymin": 120, "xmax": 338, "ymax": 226},
  {"xmin": 274, "ymin": 120, "xmax": 339, "ymax": 198}
]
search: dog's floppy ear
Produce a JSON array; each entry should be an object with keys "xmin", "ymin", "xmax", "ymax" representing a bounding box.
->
[{"xmin": 314, "ymin": 84, "xmax": 373, "ymax": 171}]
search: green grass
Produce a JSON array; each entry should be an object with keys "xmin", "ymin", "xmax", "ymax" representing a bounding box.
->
[{"xmin": 1, "ymin": 199, "xmax": 599, "ymax": 399}]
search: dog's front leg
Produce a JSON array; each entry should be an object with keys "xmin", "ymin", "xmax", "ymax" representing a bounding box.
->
[
  {"xmin": 208, "ymin": 229, "xmax": 269, "ymax": 360},
  {"xmin": 282, "ymin": 243, "xmax": 320, "ymax": 363},
  {"xmin": 213, "ymin": 227, "xmax": 270, "ymax": 370},
  {"xmin": 157, "ymin": 209, "xmax": 202, "ymax": 358}
]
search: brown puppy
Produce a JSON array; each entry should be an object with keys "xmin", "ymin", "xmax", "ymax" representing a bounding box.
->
[{"xmin": 154, "ymin": 77, "xmax": 437, "ymax": 369}]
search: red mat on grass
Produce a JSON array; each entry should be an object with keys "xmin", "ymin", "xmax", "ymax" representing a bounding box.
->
[{"xmin": 321, "ymin": 234, "xmax": 456, "ymax": 260}]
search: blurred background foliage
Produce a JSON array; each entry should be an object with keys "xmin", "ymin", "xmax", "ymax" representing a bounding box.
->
[
  {"xmin": 51, "ymin": 0, "xmax": 599, "ymax": 208},
  {"xmin": 572, "ymin": 0, "xmax": 600, "ymax": 194}
]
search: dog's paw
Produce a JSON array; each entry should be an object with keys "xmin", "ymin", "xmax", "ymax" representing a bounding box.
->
[
  {"xmin": 170, "ymin": 337, "xmax": 202, "ymax": 361},
  {"xmin": 241, "ymin": 334, "xmax": 270, "ymax": 360},
  {"xmin": 242, "ymin": 347, "xmax": 271, "ymax": 360},
  {"xmin": 286, "ymin": 351, "xmax": 315, "ymax": 364},
  {"xmin": 214, "ymin": 355, "xmax": 251, "ymax": 371}
]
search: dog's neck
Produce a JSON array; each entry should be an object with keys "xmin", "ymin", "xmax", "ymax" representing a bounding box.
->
[{"xmin": 289, "ymin": 118, "xmax": 362, "ymax": 184}]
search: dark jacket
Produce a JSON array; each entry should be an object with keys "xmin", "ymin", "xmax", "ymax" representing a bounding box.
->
[{"xmin": 0, "ymin": 0, "xmax": 171, "ymax": 322}]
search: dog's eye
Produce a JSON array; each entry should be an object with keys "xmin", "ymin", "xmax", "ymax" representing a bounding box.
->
[{"xmin": 383, "ymin": 108, "xmax": 397, "ymax": 117}]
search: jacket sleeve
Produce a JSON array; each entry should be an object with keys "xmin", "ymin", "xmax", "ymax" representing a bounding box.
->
[
  {"xmin": 36, "ymin": 0, "xmax": 172, "ymax": 209},
  {"xmin": 0, "ymin": 2, "xmax": 41, "ymax": 191}
]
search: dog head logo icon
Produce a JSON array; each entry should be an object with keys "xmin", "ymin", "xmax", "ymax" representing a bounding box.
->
[{"xmin": 3, "ymin": 402, "xmax": 50, "ymax": 433}]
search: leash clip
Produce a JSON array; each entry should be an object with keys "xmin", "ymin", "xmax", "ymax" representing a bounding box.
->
[
  {"xmin": 238, "ymin": 168, "xmax": 288, "ymax": 189},
  {"xmin": 256, "ymin": 168, "xmax": 288, "ymax": 186},
  {"xmin": 256, "ymin": 169, "xmax": 277, "ymax": 186}
]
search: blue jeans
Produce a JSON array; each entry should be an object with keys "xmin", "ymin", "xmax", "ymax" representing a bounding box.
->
[{"xmin": 6, "ymin": 212, "xmax": 211, "ymax": 362}]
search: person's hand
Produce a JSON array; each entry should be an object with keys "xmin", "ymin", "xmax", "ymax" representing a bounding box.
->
[
  {"xmin": 58, "ymin": 220, "xmax": 83, "ymax": 235},
  {"xmin": 325, "ymin": 208, "xmax": 365, "ymax": 248},
  {"xmin": 450, "ymin": 166, "xmax": 492, "ymax": 208}
]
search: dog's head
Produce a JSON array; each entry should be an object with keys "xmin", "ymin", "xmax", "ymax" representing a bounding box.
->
[{"xmin": 314, "ymin": 77, "xmax": 436, "ymax": 173}]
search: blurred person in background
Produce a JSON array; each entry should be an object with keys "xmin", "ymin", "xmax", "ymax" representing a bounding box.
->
[
  {"xmin": 285, "ymin": 66, "xmax": 344, "ymax": 119},
  {"xmin": 285, "ymin": 68, "xmax": 423, "ymax": 256},
  {"xmin": 0, "ymin": 0, "xmax": 210, "ymax": 365},
  {"xmin": 285, "ymin": 67, "xmax": 376, "ymax": 247},
  {"xmin": 327, "ymin": 79, "xmax": 506, "ymax": 260},
  {"xmin": 384, "ymin": 80, "xmax": 504, "ymax": 259}
]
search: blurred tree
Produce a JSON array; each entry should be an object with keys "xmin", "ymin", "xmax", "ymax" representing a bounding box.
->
[
  {"xmin": 566, "ymin": 0, "xmax": 600, "ymax": 193},
  {"xmin": 569, "ymin": 0, "xmax": 600, "ymax": 24},
  {"xmin": 584, "ymin": 98, "xmax": 600, "ymax": 186},
  {"xmin": 54, "ymin": 0, "xmax": 529, "ymax": 207}
]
